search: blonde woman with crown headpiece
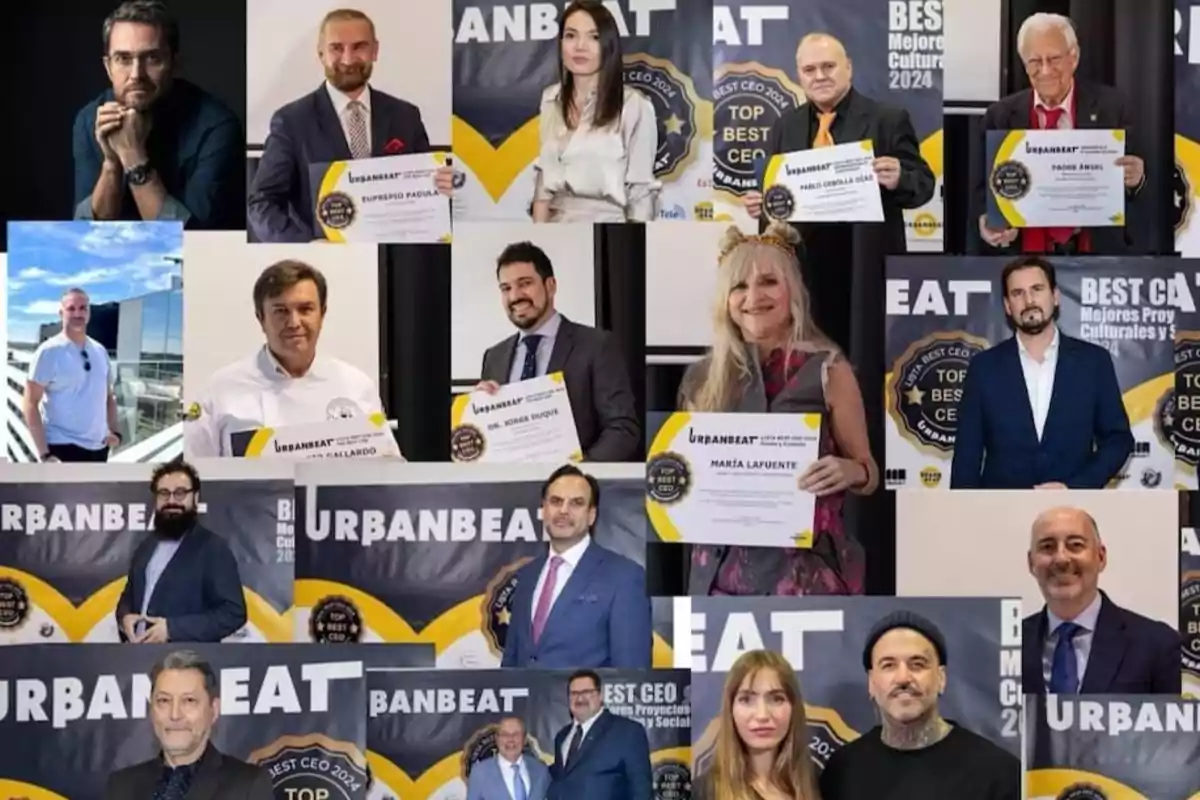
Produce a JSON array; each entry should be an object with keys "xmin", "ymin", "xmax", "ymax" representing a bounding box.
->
[{"xmin": 678, "ymin": 222, "xmax": 878, "ymax": 596}]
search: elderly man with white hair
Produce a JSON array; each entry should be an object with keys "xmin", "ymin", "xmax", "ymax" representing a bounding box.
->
[{"xmin": 976, "ymin": 13, "xmax": 1146, "ymax": 255}]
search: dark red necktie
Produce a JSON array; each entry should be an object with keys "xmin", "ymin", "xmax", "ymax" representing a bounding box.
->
[{"xmin": 1021, "ymin": 104, "xmax": 1082, "ymax": 252}]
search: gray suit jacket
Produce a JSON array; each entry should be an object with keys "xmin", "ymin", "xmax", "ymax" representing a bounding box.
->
[
  {"xmin": 481, "ymin": 316, "xmax": 641, "ymax": 462},
  {"xmin": 104, "ymin": 745, "xmax": 274, "ymax": 799},
  {"xmin": 467, "ymin": 754, "xmax": 551, "ymax": 800}
]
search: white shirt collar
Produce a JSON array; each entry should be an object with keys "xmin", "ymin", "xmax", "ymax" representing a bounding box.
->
[
  {"xmin": 1033, "ymin": 81, "xmax": 1075, "ymax": 113},
  {"xmin": 1047, "ymin": 591, "xmax": 1103, "ymax": 634},
  {"xmin": 1017, "ymin": 325, "xmax": 1060, "ymax": 359},
  {"xmin": 549, "ymin": 534, "xmax": 590, "ymax": 568},
  {"xmin": 325, "ymin": 80, "xmax": 371, "ymax": 116},
  {"xmin": 574, "ymin": 707, "xmax": 605, "ymax": 737},
  {"xmin": 257, "ymin": 345, "xmax": 325, "ymax": 381}
]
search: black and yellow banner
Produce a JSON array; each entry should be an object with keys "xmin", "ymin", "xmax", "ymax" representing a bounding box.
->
[
  {"xmin": 1175, "ymin": 0, "xmax": 1200, "ymax": 255},
  {"xmin": 366, "ymin": 668, "xmax": 690, "ymax": 799}
]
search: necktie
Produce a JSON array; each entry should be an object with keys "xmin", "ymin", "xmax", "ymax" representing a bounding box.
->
[
  {"xmin": 1048, "ymin": 621, "xmax": 1081, "ymax": 694},
  {"xmin": 346, "ymin": 100, "xmax": 370, "ymax": 159},
  {"xmin": 531, "ymin": 555, "xmax": 563, "ymax": 643},
  {"xmin": 512, "ymin": 761, "xmax": 528, "ymax": 800},
  {"xmin": 565, "ymin": 724, "xmax": 583, "ymax": 766},
  {"xmin": 1022, "ymin": 104, "xmax": 1077, "ymax": 252},
  {"xmin": 519, "ymin": 335, "xmax": 543, "ymax": 381},
  {"xmin": 813, "ymin": 111, "xmax": 836, "ymax": 148},
  {"xmin": 152, "ymin": 767, "xmax": 193, "ymax": 800},
  {"xmin": 1039, "ymin": 105, "xmax": 1066, "ymax": 130}
]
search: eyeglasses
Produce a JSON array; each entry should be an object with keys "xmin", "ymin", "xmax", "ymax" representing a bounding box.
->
[
  {"xmin": 80, "ymin": 348, "xmax": 90, "ymax": 373},
  {"xmin": 568, "ymin": 689, "xmax": 598, "ymax": 700},
  {"xmin": 154, "ymin": 488, "xmax": 194, "ymax": 501}
]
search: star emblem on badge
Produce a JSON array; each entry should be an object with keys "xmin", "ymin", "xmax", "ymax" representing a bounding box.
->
[
  {"xmin": 904, "ymin": 386, "xmax": 925, "ymax": 405},
  {"xmin": 664, "ymin": 114, "xmax": 685, "ymax": 136}
]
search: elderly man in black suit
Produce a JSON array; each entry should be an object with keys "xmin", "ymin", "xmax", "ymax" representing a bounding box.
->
[
  {"xmin": 248, "ymin": 8, "xmax": 452, "ymax": 242},
  {"xmin": 474, "ymin": 241, "xmax": 641, "ymax": 463},
  {"xmin": 977, "ymin": 13, "xmax": 1146, "ymax": 255}
]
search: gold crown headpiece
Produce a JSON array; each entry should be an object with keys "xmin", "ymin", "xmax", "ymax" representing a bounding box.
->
[{"xmin": 717, "ymin": 229, "xmax": 798, "ymax": 264}]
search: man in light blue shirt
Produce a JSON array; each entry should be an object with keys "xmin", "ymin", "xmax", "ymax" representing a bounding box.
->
[
  {"xmin": 467, "ymin": 716, "xmax": 550, "ymax": 800},
  {"xmin": 22, "ymin": 288, "xmax": 121, "ymax": 462}
]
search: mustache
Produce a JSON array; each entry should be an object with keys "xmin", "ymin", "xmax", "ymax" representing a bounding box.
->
[{"xmin": 889, "ymin": 684, "xmax": 922, "ymax": 698}]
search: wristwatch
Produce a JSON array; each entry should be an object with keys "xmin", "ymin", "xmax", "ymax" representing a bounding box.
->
[{"xmin": 125, "ymin": 162, "xmax": 154, "ymax": 186}]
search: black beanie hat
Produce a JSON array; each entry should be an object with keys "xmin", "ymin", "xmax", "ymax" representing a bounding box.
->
[{"xmin": 862, "ymin": 610, "xmax": 948, "ymax": 671}]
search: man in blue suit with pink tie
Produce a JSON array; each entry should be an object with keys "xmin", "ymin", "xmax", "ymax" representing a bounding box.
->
[
  {"xmin": 501, "ymin": 465, "xmax": 652, "ymax": 669},
  {"xmin": 951, "ymin": 256, "xmax": 1133, "ymax": 489}
]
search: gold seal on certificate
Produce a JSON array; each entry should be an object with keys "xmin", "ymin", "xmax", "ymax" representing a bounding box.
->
[
  {"xmin": 231, "ymin": 414, "xmax": 402, "ymax": 460},
  {"xmin": 762, "ymin": 140, "xmax": 884, "ymax": 222},
  {"xmin": 449, "ymin": 372, "xmax": 582, "ymax": 464},
  {"xmin": 310, "ymin": 152, "xmax": 452, "ymax": 244},
  {"xmin": 646, "ymin": 411, "xmax": 822, "ymax": 548},
  {"xmin": 985, "ymin": 129, "xmax": 1126, "ymax": 228}
]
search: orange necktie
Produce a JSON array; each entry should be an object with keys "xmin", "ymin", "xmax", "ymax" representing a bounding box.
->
[{"xmin": 813, "ymin": 112, "xmax": 836, "ymax": 147}]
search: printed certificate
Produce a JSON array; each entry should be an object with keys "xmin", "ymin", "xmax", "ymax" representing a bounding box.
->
[
  {"xmin": 646, "ymin": 412, "xmax": 822, "ymax": 548},
  {"xmin": 231, "ymin": 414, "xmax": 403, "ymax": 460},
  {"xmin": 450, "ymin": 372, "xmax": 582, "ymax": 463},
  {"xmin": 310, "ymin": 152, "xmax": 451, "ymax": 243},
  {"xmin": 761, "ymin": 140, "xmax": 885, "ymax": 223},
  {"xmin": 986, "ymin": 129, "xmax": 1126, "ymax": 228}
]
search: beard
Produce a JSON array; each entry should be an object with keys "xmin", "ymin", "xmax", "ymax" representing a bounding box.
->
[
  {"xmin": 326, "ymin": 62, "xmax": 372, "ymax": 93},
  {"xmin": 154, "ymin": 507, "xmax": 197, "ymax": 540},
  {"xmin": 1014, "ymin": 306, "xmax": 1054, "ymax": 335},
  {"xmin": 508, "ymin": 299, "xmax": 545, "ymax": 330}
]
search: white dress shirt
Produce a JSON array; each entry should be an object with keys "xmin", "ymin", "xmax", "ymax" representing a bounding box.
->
[
  {"xmin": 326, "ymin": 81, "xmax": 373, "ymax": 153},
  {"xmin": 498, "ymin": 754, "xmax": 531, "ymax": 799},
  {"xmin": 1033, "ymin": 82, "xmax": 1076, "ymax": 129},
  {"xmin": 507, "ymin": 311, "xmax": 562, "ymax": 384},
  {"xmin": 531, "ymin": 535, "xmax": 590, "ymax": 621},
  {"xmin": 560, "ymin": 709, "xmax": 604, "ymax": 763},
  {"xmin": 183, "ymin": 346, "xmax": 387, "ymax": 457},
  {"xmin": 1041, "ymin": 591, "xmax": 1103, "ymax": 687},
  {"xmin": 1017, "ymin": 326, "xmax": 1060, "ymax": 441}
]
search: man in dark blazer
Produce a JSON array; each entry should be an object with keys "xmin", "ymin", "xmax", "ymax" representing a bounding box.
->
[
  {"xmin": 115, "ymin": 459, "xmax": 247, "ymax": 643},
  {"xmin": 1022, "ymin": 506, "xmax": 1181, "ymax": 695},
  {"xmin": 502, "ymin": 465, "xmax": 652, "ymax": 669},
  {"xmin": 744, "ymin": 32, "xmax": 935, "ymax": 348},
  {"xmin": 976, "ymin": 13, "xmax": 1146, "ymax": 255},
  {"xmin": 950, "ymin": 256, "xmax": 1132, "ymax": 489},
  {"xmin": 247, "ymin": 9, "xmax": 451, "ymax": 242},
  {"xmin": 476, "ymin": 241, "xmax": 642, "ymax": 463},
  {"xmin": 548, "ymin": 670, "xmax": 652, "ymax": 800},
  {"xmin": 105, "ymin": 650, "xmax": 274, "ymax": 799}
]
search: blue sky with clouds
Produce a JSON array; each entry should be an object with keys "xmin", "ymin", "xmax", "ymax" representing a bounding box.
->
[{"xmin": 6, "ymin": 221, "xmax": 183, "ymax": 345}]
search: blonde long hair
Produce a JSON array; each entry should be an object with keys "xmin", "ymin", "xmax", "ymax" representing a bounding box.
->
[
  {"xmin": 687, "ymin": 222, "xmax": 838, "ymax": 412},
  {"xmin": 710, "ymin": 649, "xmax": 820, "ymax": 800}
]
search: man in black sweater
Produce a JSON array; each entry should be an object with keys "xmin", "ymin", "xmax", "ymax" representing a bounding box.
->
[{"xmin": 819, "ymin": 611, "xmax": 1020, "ymax": 799}]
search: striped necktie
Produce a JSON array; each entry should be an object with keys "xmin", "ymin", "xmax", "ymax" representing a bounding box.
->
[{"xmin": 346, "ymin": 100, "xmax": 370, "ymax": 159}]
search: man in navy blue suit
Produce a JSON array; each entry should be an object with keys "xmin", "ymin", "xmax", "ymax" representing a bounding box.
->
[
  {"xmin": 950, "ymin": 256, "xmax": 1133, "ymax": 488},
  {"xmin": 115, "ymin": 459, "xmax": 247, "ymax": 643},
  {"xmin": 502, "ymin": 465, "xmax": 652, "ymax": 668},
  {"xmin": 548, "ymin": 670, "xmax": 652, "ymax": 800},
  {"xmin": 1022, "ymin": 506, "xmax": 1181, "ymax": 695},
  {"xmin": 247, "ymin": 8, "xmax": 453, "ymax": 242}
]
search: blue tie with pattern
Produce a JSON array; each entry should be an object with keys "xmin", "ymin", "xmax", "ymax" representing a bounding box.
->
[
  {"xmin": 512, "ymin": 761, "xmax": 528, "ymax": 800},
  {"xmin": 519, "ymin": 335, "xmax": 543, "ymax": 381},
  {"xmin": 152, "ymin": 766, "xmax": 194, "ymax": 800},
  {"xmin": 1048, "ymin": 621, "xmax": 1081, "ymax": 694}
]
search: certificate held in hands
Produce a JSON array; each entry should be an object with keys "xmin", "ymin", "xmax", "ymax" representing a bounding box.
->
[
  {"xmin": 646, "ymin": 412, "xmax": 821, "ymax": 549},
  {"xmin": 986, "ymin": 129, "xmax": 1125, "ymax": 228},
  {"xmin": 230, "ymin": 414, "xmax": 403, "ymax": 460},
  {"xmin": 450, "ymin": 372, "xmax": 582, "ymax": 463},
  {"xmin": 310, "ymin": 152, "xmax": 452, "ymax": 243},
  {"xmin": 761, "ymin": 140, "xmax": 884, "ymax": 223}
]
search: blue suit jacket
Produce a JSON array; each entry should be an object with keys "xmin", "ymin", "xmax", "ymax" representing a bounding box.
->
[
  {"xmin": 247, "ymin": 84, "xmax": 431, "ymax": 242},
  {"xmin": 548, "ymin": 711, "xmax": 652, "ymax": 800},
  {"xmin": 950, "ymin": 334, "xmax": 1133, "ymax": 488},
  {"xmin": 114, "ymin": 524, "xmax": 247, "ymax": 643},
  {"xmin": 501, "ymin": 542, "xmax": 652, "ymax": 669},
  {"xmin": 1022, "ymin": 591, "xmax": 1182, "ymax": 694},
  {"xmin": 466, "ymin": 754, "xmax": 551, "ymax": 800}
]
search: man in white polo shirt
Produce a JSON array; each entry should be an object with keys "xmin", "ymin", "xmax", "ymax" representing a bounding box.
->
[
  {"xmin": 183, "ymin": 259, "xmax": 396, "ymax": 458},
  {"xmin": 22, "ymin": 287, "xmax": 121, "ymax": 462}
]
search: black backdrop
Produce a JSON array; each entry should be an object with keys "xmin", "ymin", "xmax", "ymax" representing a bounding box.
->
[{"xmin": 2, "ymin": 0, "xmax": 248, "ymax": 250}]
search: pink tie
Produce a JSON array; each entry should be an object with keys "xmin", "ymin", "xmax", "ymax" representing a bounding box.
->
[{"xmin": 531, "ymin": 556, "xmax": 564, "ymax": 644}]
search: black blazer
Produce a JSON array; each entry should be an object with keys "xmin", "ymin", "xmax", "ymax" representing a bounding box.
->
[
  {"xmin": 548, "ymin": 710, "xmax": 653, "ymax": 800},
  {"xmin": 115, "ymin": 524, "xmax": 247, "ymax": 643},
  {"xmin": 480, "ymin": 316, "xmax": 641, "ymax": 462},
  {"xmin": 763, "ymin": 87, "xmax": 936, "ymax": 254},
  {"xmin": 975, "ymin": 82, "xmax": 1143, "ymax": 254},
  {"xmin": 247, "ymin": 84, "xmax": 431, "ymax": 242},
  {"xmin": 1022, "ymin": 590, "xmax": 1182, "ymax": 694},
  {"xmin": 105, "ymin": 745, "xmax": 274, "ymax": 800}
]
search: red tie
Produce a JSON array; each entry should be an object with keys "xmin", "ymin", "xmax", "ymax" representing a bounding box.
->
[
  {"xmin": 1040, "ymin": 106, "xmax": 1066, "ymax": 129},
  {"xmin": 1021, "ymin": 104, "xmax": 1086, "ymax": 253}
]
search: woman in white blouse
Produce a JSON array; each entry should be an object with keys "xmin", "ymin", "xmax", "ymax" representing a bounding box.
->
[{"xmin": 533, "ymin": 0, "xmax": 661, "ymax": 223}]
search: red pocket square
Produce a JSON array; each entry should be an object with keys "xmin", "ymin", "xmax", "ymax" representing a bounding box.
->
[{"xmin": 384, "ymin": 137, "xmax": 405, "ymax": 154}]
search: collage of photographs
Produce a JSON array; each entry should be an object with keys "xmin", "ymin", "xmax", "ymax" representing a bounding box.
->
[{"xmin": 0, "ymin": 0, "xmax": 1197, "ymax": 798}]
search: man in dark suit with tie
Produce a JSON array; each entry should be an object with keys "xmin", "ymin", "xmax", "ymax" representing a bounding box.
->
[
  {"xmin": 976, "ymin": 13, "xmax": 1146, "ymax": 255},
  {"xmin": 105, "ymin": 650, "xmax": 274, "ymax": 799},
  {"xmin": 475, "ymin": 241, "xmax": 642, "ymax": 462},
  {"xmin": 548, "ymin": 670, "xmax": 652, "ymax": 800},
  {"xmin": 743, "ymin": 32, "xmax": 935, "ymax": 349},
  {"xmin": 502, "ymin": 465, "xmax": 652, "ymax": 668},
  {"xmin": 1022, "ymin": 506, "xmax": 1181, "ymax": 695},
  {"xmin": 950, "ymin": 256, "xmax": 1133, "ymax": 489},
  {"xmin": 247, "ymin": 8, "xmax": 452, "ymax": 242},
  {"xmin": 115, "ymin": 459, "xmax": 247, "ymax": 643}
]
